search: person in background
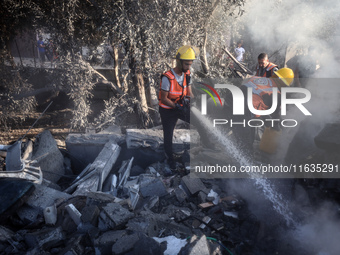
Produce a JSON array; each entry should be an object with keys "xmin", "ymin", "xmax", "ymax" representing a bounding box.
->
[
  {"xmin": 255, "ymin": 53, "xmax": 278, "ymax": 78},
  {"xmin": 234, "ymin": 40, "xmax": 245, "ymax": 62},
  {"xmin": 37, "ymin": 36, "xmax": 47, "ymax": 65},
  {"xmin": 235, "ymin": 68, "xmax": 294, "ymax": 159}
]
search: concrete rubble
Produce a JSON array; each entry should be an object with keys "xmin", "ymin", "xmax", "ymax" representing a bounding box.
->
[{"xmin": 0, "ymin": 123, "xmax": 339, "ymax": 254}]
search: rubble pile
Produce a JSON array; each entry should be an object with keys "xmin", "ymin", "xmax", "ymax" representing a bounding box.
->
[
  {"xmin": 0, "ymin": 122, "xmax": 340, "ymax": 254},
  {"xmin": 0, "ymin": 127, "xmax": 266, "ymax": 255}
]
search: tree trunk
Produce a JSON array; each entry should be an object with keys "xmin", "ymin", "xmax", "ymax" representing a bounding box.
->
[
  {"xmin": 113, "ymin": 44, "xmax": 122, "ymax": 89},
  {"xmin": 135, "ymin": 71, "xmax": 152, "ymax": 127},
  {"xmin": 200, "ymin": 30, "xmax": 210, "ymax": 74}
]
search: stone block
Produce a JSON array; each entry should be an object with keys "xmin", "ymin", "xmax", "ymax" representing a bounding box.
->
[
  {"xmin": 65, "ymin": 133, "xmax": 124, "ymax": 173},
  {"xmin": 126, "ymin": 129, "xmax": 199, "ymax": 153},
  {"xmin": 94, "ymin": 230, "xmax": 127, "ymax": 255},
  {"xmin": 25, "ymin": 227, "xmax": 65, "ymax": 249},
  {"xmin": 140, "ymin": 178, "xmax": 168, "ymax": 198},
  {"xmin": 81, "ymin": 205, "xmax": 100, "ymax": 226},
  {"xmin": 181, "ymin": 175, "xmax": 208, "ymax": 196},
  {"xmin": 32, "ymin": 130, "xmax": 65, "ymax": 183},
  {"xmin": 98, "ymin": 203, "xmax": 134, "ymax": 231}
]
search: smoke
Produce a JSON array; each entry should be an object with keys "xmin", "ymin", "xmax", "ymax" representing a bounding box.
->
[
  {"xmin": 241, "ymin": 0, "xmax": 340, "ymax": 64},
  {"xmin": 226, "ymin": 1, "xmax": 340, "ymax": 254},
  {"xmin": 291, "ymin": 201, "xmax": 340, "ymax": 255}
]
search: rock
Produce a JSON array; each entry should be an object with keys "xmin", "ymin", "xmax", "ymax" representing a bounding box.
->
[
  {"xmin": 98, "ymin": 203, "xmax": 134, "ymax": 231},
  {"xmin": 139, "ymin": 177, "xmax": 168, "ymax": 198},
  {"xmin": 25, "ymin": 227, "xmax": 65, "ymax": 250},
  {"xmin": 65, "ymin": 133, "xmax": 124, "ymax": 173},
  {"xmin": 111, "ymin": 232, "xmax": 163, "ymax": 255},
  {"xmin": 175, "ymin": 187, "xmax": 188, "ymax": 203},
  {"xmin": 181, "ymin": 175, "xmax": 208, "ymax": 196},
  {"xmin": 126, "ymin": 129, "xmax": 199, "ymax": 151},
  {"xmin": 32, "ymin": 130, "xmax": 65, "ymax": 183},
  {"xmin": 180, "ymin": 235, "xmax": 210, "ymax": 255},
  {"xmin": 80, "ymin": 205, "xmax": 100, "ymax": 226},
  {"xmin": 94, "ymin": 230, "xmax": 127, "ymax": 255}
]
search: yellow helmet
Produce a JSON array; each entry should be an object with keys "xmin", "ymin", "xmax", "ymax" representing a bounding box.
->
[
  {"xmin": 175, "ymin": 45, "xmax": 199, "ymax": 60},
  {"xmin": 274, "ymin": 68, "xmax": 294, "ymax": 86}
]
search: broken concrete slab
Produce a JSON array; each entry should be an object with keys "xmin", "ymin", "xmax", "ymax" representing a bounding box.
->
[
  {"xmin": 181, "ymin": 174, "xmax": 209, "ymax": 196},
  {"xmin": 175, "ymin": 186, "xmax": 188, "ymax": 203},
  {"xmin": 32, "ymin": 130, "xmax": 65, "ymax": 183},
  {"xmin": 94, "ymin": 230, "xmax": 127, "ymax": 255},
  {"xmin": 111, "ymin": 232, "xmax": 139, "ymax": 255},
  {"xmin": 98, "ymin": 203, "xmax": 134, "ymax": 231},
  {"xmin": 80, "ymin": 205, "xmax": 100, "ymax": 225},
  {"xmin": 73, "ymin": 141, "xmax": 121, "ymax": 196},
  {"xmin": 65, "ymin": 204, "xmax": 82, "ymax": 226},
  {"xmin": 65, "ymin": 133, "xmax": 125, "ymax": 173},
  {"xmin": 180, "ymin": 235, "xmax": 210, "ymax": 255},
  {"xmin": 139, "ymin": 177, "xmax": 168, "ymax": 198},
  {"xmin": 0, "ymin": 178, "xmax": 35, "ymax": 222},
  {"xmin": 16, "ymin": 184, "xmax": 71, "ymax": 223},
  {"xmin": 25, "ymin": 226, "xmax": 65, "ymax": 250},
  {"xmin": 126, "ymin": 128, "xmax": 199, "ymax": 152},
  {"xmin": 111, "ymin": 232, "xmax": 163, "ymax": 255}
]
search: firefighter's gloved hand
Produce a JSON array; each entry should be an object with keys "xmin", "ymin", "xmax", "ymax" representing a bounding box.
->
[
  {"xmin": 175, "ymin": 103, "xmax": 184, "ymax": 113},
  {"xmin": 183, "ymin": 96, "xmax": 190, "ymax": 107}
]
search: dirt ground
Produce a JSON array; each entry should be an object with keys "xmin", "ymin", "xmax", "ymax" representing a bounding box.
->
[{"xmin": 0, "ymin": 107, "xmax": 74, "ymax": 145}]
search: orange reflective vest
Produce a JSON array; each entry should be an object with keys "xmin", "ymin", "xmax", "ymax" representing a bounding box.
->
[
  {"xmin": 159, "ymin": 69, "xmax": 190, "ymax": 109},
  {"xmin": 255, "ymin": 62, "xmax": 278, "ymax": 77},
  {"xmin": 242, "ymin": 76, "xmax": 280, "ymax": 117}
]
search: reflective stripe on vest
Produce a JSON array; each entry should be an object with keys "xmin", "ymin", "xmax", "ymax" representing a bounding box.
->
[{"xmin": 159, "ymin": 70, "xmax": 190, "ymax": 109}]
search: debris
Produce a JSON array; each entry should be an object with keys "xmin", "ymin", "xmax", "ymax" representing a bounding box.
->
[
  {"xmin": 153, "ymin": 235, "xmax": 188, "ymax": 255},
  {"xmin": 25, "ymin": 226, "xmax": 65, "ymax": 250},
  {"xmin": 98, "ymin": 203, "xmax": 134, "ymax": 231},
  {"xmin": 65, "ymin": 133, "xmax": 124, "ymax": 172},
  {"xmin": 126, "ymin": 128, "xmax": 199, "ymax": 151},
  {"xmin": 181, "ymin": 174, "xmax": 208, "ymax": 196},
  {"xmin": 65, "ymin": 204, "xmax": 82, "ymax": 226},
  {"xmin": 181, "ymin": 235, "xmax": 211, "ymax": 255},
  {"xmin": 0, "ymin": 178, "xmax": 35, "ymax": 222},
  {"xmin": 198, "ymin": 202, "xmax": 214, "ymax": 209},
  {"xmin": 43, "ymin": 204, "xmax": 57, "ymax": 225},
  {"xmin": 224, "ymin": 211, "xmax": 238, "ymax": 219},
  {"xmin": 94, "ymin": 230, "xmax": 127, "ymax": 255},
  {"xmin": 139, "ymin": 176, "xmax": 168, "ymax": 198},
  {"xmin": 31, "ymin": 130, "xmax": 65, "ymax": 183},
  {"xmin": 72, "ymin": 140, "xmax": 121, "ymax": 196},
  {"xmin": 80, "ymin": 205, "xmax": 100, "ymax": 225},
  {"xmin": 207, "ymin": 189, "xmax": 220, "ymax": 205},
  {"xmin": 199, "ymin": 216, "xmax": 212, "ymax": 229}
]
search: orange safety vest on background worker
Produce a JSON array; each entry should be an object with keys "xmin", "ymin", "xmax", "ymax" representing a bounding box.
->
[
  {"xmin": 242, "ymin": 76, "xmax": 280, "ymax": 116},
  {"xmin": 158, "ymin": 69, "xmax": 190, "ymax": 109},
  {"xmin": 255, "ymin": 62, "xmax": 278, "ymax": 77}
]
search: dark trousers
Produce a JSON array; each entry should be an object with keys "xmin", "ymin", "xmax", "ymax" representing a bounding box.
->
[{"xmin": 159, "ymin": 106, "xmax": 190, "ymax": 162}]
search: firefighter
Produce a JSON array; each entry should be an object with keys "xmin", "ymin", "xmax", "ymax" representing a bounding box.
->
[
  {"xmin": 159, "ymin": 45, "xmax": 199, "ymax": 170},
  {"xmin": 255, "ymin": 53, "xmax": 279, "ymax": 78},
  {"xmin": 236, "ymin": 68, "xmax": 294, "ymax": 158}
]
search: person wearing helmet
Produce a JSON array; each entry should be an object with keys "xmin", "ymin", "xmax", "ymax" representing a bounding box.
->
[
  {"xmin": 159, "ymin": 45, "xmax": 199, "ymax": 170},
  {"xmin": 255, "ymin": 53, "xmax": 279, "ymax": 78},
  {"xmin": 234, "ymin": 68, "xmax": 294, "ymax": 158}
]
